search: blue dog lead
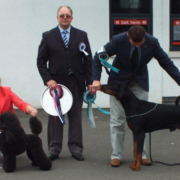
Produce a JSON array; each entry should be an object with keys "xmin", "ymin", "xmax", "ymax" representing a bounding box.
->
[{"xmin": 83, "ymin": 49, "xmax": 120, "ymax": 128}]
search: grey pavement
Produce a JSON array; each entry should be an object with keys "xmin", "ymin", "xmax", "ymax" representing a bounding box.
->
[{"xmin": 1, "ymin": 109, "xmax": 180, "ymax": 180}]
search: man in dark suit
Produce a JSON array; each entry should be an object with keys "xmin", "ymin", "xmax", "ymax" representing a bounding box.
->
[
  {"xmin": 37, "ymin": 6, "xmax": 93, "ymax": 161},
  {"xmin": 92, "ymin": 26, "xmax": 180, "ymax": 167}
]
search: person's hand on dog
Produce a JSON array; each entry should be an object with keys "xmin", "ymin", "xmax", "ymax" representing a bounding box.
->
[
  {"xmin": 88, "ymin": 85, "xmax": 96, "ymax": 95},
  {"xmin": 26, "ymin": 105, "xmax": 38, "ymax": 117},
  {"xmin": 91, "ymin": 80, "xmax": 101, "ymax": 92},
  {"xmin": 47, "ymin": 80, "xmax": 57, "ymax": 90}
]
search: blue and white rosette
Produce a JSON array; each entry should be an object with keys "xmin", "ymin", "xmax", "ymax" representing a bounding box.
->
[
  {"xmin": 98, "ymin": 53, "xmax": 120, "ymax": 73},
  {"xmin": 83, "ymin": 90, "xmax": 110, "ymax": 128},
  {"xmin": 79, "ymin": 42, "xmax": 89, "ymax": 56}
]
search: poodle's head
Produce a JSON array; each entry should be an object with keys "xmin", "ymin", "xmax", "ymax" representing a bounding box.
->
[
  {"xmin": 0, "ymin": 112, "xmax": 22, "ymax": 144},
  {"xmin": 0, "ymin": 123, "xmax": 17, "ymax": 144}
]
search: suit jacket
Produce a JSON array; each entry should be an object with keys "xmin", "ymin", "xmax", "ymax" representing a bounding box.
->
[
  {"xmin": 92, "ymin": 32, "xmax": 180, "ymax": 91},
  {"xmin": 37, "ymin": 26, "xmax": 93, "ymax": 92},
  {"xmin": 0, "ymin": 86, "xmax": 29, "ymax": 115}
]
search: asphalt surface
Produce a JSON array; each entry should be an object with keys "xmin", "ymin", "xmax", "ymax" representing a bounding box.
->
[{"xmin": 1, "ymin": 109, "xmax": 180, "ymax": 180}]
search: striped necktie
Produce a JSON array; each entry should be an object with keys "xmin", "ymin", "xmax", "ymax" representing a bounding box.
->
[
  {"xmin": 62, "ymin": 30, "xmax": 73, "ymax": 75},
  {"xmin": 62, "ymin": 31, "xmax": 68, "ymax": 48}
]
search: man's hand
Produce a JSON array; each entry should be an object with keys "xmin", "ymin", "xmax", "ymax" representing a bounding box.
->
[
  {"xmin": 90, "ymin": 80, "xmax": 101, "ymax": 94},
  {"xmin": 88, "ymin": 85, "xmax": 96, "ymax": 95},
  {"xmin": 47, "ymin": 80, "xmax": 57, "ymax": 90}
]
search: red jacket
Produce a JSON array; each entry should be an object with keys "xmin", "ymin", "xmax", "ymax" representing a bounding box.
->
[{"xmin": 0, "ymin": 86, "xmax": 29, "ymax": 115}]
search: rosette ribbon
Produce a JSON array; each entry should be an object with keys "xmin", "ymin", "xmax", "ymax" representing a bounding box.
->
[
  {"xmin": 83, "ymin": 90, "xmax": 110, "ymax": 128},
  {"xmin": 99, "ymin": 53, "xmax": 120, "ymax": 74},
  {"xmin": 50, "ymin": 85, "xmax": 67, "ymax": 124}
]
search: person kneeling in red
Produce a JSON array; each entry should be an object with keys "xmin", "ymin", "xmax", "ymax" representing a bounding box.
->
[{"xmin": 0, "ymin": 78, "xmax": 38, "ymax": 117}]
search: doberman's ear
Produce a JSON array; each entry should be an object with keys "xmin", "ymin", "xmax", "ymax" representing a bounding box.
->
[
  {"xmin": 111, "ymin": 81, "xmax": 121, "ymax": 90},
  {"xmin": 111, "ymin": 81, "xmax": 126, "ymax": 91},
  {"xmin": 111, "ymin": 81, "xmax": 126, "ymax": 99},
  {"xmin": 116, "ymin": 87, "xmax": 125, "ymax": 100}
]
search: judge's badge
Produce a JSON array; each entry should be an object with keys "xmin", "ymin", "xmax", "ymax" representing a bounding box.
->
[{"xmin": 79, "ymin": 42, "xmax": 89, "ymax": 56}]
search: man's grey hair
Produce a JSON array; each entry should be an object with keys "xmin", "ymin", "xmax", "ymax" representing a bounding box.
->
[{"xmin": 57, "ymin": 6, "xmax": 73, "ymax": 16}]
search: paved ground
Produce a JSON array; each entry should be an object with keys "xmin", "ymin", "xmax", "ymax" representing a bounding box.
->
[{"xmin": 1, "ymin": 109, "xmax": 180, "ymax": 180}]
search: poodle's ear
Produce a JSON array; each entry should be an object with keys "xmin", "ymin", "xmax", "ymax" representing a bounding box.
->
[
  {"xmin": 0, "ymin": 122, "xmax": 4, "ymax": 131},
  {"xmin": 5, "ymin": 129, "xmax": 17, "ymax": 144},
  {"xmin": 29, "ymin": 117, "xmax": 42, "ymax": 136}
]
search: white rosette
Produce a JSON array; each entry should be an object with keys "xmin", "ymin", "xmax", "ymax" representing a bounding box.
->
[{"xmin": 79, "ymin": 42, "xmax": 89, "ymax": 56}]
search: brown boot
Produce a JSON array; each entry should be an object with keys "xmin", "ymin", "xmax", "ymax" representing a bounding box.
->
[
  {"xmin": 141, "ymin": 159, "xmax": 152, "ymax": 166},
  {"xmin": 110, "ymin": 159, "xmax": 121, "ymax": 167}
]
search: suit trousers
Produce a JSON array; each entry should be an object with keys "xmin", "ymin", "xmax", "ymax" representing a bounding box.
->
[
  {"xmin": 110, "ymin": 82, "xmax": 149, "ymax": 160},
  {"xmin": 48, "ymin": 75, "xmax": 83, "ymax": 156}
]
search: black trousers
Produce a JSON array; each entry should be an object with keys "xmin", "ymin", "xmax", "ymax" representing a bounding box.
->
[{"xmin": 48, "ymin": 75, "xmax": 84, "ymax": 156}]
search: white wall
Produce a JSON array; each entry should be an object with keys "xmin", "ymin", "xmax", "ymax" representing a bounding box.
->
[
  {"xmin": 0, "ymin": 0, "xmax": 110, "ymax": 108},
  {"xmin": 0, "ymin": 0, "xmax": 179, "ymax": 110}
]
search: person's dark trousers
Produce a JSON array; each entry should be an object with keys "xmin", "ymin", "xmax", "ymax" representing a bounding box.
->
[{"xmin": 48, "ymin": 75, "xmax": 84, "ymax": 156}]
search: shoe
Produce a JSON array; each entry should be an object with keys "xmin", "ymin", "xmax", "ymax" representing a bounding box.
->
[
  {"xmin": 48, "ymin": 154, "xmax": 58, "ymax": 161},
  {"xmin": 72, "ymin": 153, "xmax": 84, "ymax": 161},
  {"xmin": 110, "ymin": 159, "xmax": 121, "ymax": 167},
  {"xmin": 141, "ymin": 159, "xmax": 152, "ymax": 166}
]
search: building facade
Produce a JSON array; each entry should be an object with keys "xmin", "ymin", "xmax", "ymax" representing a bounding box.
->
[{"xmin": 0, "ymin": 0, "xmax": 180, "ymax": 108}]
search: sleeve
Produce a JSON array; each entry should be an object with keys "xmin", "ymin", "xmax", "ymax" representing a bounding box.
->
[
  {"xmin": 92, "ymin": 36, "xmax": 117, "ymax": 81},
  {"xmin": 83, "ymin": 33, "xmax": 93, "ymax": 86},
  {"xmin": 153, "ymin": 38, "xmax": 180, "ymax": 85},
  {"xmin": 37, "ymin": 33, "xmax": 52, "ymax": 85},
  {"xmin": 10, "ymin": 90, "xmax": 30, "ymax": 113}
]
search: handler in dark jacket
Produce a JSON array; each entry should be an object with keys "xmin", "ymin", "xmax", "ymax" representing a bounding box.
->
[
  {"xmin": 92, "ymin": 25, "xmax": 180, "ymax": 167},
  {"xmin": 37, "ymin": 5, "xmax": 94, "ymax": 161}
]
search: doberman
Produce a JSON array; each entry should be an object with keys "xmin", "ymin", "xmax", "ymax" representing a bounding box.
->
[{"xmin": 100, "ymin": 82, "xmax": 180, "ymax": 171}]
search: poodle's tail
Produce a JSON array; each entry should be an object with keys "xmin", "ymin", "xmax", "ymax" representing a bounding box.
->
[{"xmin": 29, "ymin": 117, "xmax": 42, "ymax": 136}]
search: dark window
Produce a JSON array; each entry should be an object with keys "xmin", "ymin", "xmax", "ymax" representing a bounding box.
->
[
  {"xmin": 109, "ymin": 0, "xmax": 152, "ymax": 38},
  {"xmin": 111, "ymin": 0, "xmax": 151, "ymax": 14},
  {"xmin": 170, "ymin": 0, "xmax": 180, "ymax": 50},
  {"xmin": 171, "ymin": 0, "xmax": 180, "ymax": 14}
]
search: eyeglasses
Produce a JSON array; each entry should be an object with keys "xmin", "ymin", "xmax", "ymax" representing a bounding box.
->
[{"xmin": 59, "ymin": 14, "xmax": 72, "ymax": 19}]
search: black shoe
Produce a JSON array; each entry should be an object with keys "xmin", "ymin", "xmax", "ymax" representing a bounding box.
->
[
  {"xmin": 48, "ymin": 154, "xmax": 58, "ymax": 161},
  {"xmin": 72, "ymin": 153, "xmax": 84, "ymax": 161}
]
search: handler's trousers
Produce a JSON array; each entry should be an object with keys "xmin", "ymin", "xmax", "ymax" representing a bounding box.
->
[
  {"xmin": 47, "ymin": 75, "xmax": 83, "ymax": 156},
  {"xmin": 110, "ymin": 82, "xmax": 149, "ymax": 160}
]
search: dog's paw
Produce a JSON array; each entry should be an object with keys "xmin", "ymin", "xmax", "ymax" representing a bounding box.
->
[
  {"xmin": 31, "ymin": 162, "xmax": 39, "ymax": 167},
  {"xmin": 132, "ymin": 166, "xmax": 140, "ymax": 171}
]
